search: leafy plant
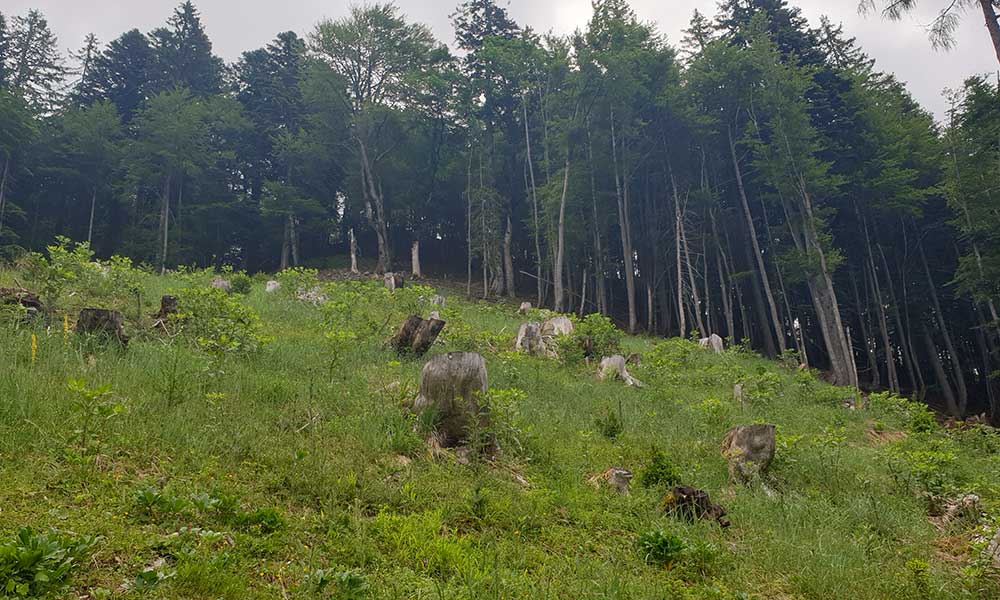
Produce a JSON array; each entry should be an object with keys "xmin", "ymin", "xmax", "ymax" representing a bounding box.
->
[
  {"xmin": 170, "ymin": 286, "xmax": 270, "ymax": 372},
  {"xmin": 636, "ymin": 530, "xmax": 686, "ymax": 567},
  {"xmin": 302, "ymin": 567, "xmax": 369, "ymax": 599},
  {"xmin": 67, "ymin": 378, "xmax": 122, "ymax": 454},
  {"xmin": 0, "ymin": 528, "xmax": 97, "ymax": 597},
  {"xmin": 639, "ymin": 447, "xmax": 682, "ymax": 489},
  {"xmin": 595, "ymin": 403, "xmax": 624, "ymax": 440},
  {"xmin": 556, "ymin": 313, "xmax": 622, "ymax": 364},
  {"xmin": 229, "ymin": 271, "xmax": 253, "ymax": 295}
]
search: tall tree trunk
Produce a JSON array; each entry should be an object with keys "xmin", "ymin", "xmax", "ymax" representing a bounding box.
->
[
  {"xmin": 920, "ymin": 240, "xmax": 968, "ymax": 414},
  {"xmin": 864, "ymin": 214, "xmax": 900, "ymax": 393},
  {"xmin": 0, "ymin": 154, "xmax": 9, "ymax": 235},
  {"xmin": 159, "ymin": 173, "xmax": 172, "ymax": 275},
  {"xmin": 290, "ymin": 215, "xmax": 300, "ymax": 267},
  {"xmin": 349, "ymin": 228, "xmax": 359, "ymax": 274},
  {"xmin": 553, "ymin": 156, "xmax": 571, "ymax": 312},
  {"xmin": 411, "ymin": 239, "xmax": 422, "ymax": 278},
  {"xmin": 466, "ymin": 148, "xmax": 473, "ymax": 297},
  {"xmin": 524, "ymin": 95, "xmax": 543, "ymax": 307},
  {"xmin": 880, "ymin": 242, "xmax": 924, "ymax": 395},
  {"xmin": 87, "ymin": 185, "xmax": 97, "ymax": 245},
  {"xmin": 587, "ymin": 122, "xmax": 606, "ymax": 315},
  {"xmin": 852, "ymin": 270, "xmax": 879, "ymax": 389},
  {"xmin": 611, "ymin": 107, "xmax": 638, "ymax": 333},
  {"xmin": 673, "ymin": 174, "xmax": 686, "ymax": 338},
  {"xmin": 280, "ymin": 217, "xmax": 290, "ymax": 270},
  {"xmin": 924, "ymin": 325, "xmax": 960, "ymax": 417},
  {"xmin": 503, "ymin": 215, "xmax": 515, "ymax": 297},
  {"xmin": 357, "ymin": 138, "xmax": 390, "ymax": 273},
  {"xmin": 729, "ymin": 127, "xmax": 785, "ymax": 352},
  {"xmin": 979, "ymin": 0, "xmax": 1000, "ymax": 65}
]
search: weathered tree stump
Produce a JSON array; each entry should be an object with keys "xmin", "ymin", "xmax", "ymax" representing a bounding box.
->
[
  {"xmin": 598, "ymin": 355, "xmax": 644, "ymax": 387},
  {"xmin": 265, "ymin": 280, "xmax": 281, "ymax": 293},
  {"xmin": 542, "ymin": 316, "xmax": 574, "ymax": 338},
  {"xmin": 430, "ymin": 295, "xmax": 446, "ymax": 306},
  {"xmin": 699, "ymin": 333, "xmax": 725, "ymax": 353},
  {"xmin": 588, "ymin": 467, "xmax": 633, "ymax": 494},
  {"xmin": 661, "ymin": 485, "xmax": 730, "ymax": 528},
  {"xmin": 384, "ymin": 272, "xmax": 404, "ymax": 291},
  {"xmin": 0, "ymin": 287, "xmax": 42, "ymax": 317},
  {"xmin": 518, "ymin": 302, "xmax": 532, "ymax": 315},
  {"xmin": 210, "ymin": 277, "xmax": 232, "ymax": 293},
  {"xmin": 722, "ymin": 424, "xmax": 776, "ymax": 484},
  {"xmin": 391, "ymin": 315, "xmax": 445, "ymax": 356},
  {"xmin": 733, "ymin": 383, "xmax": 745, "ymax": 407},
  {"xmin": 155, "ymin": 295, "xmax": 178, "ymax": 320},
  {"xmin": 412, "ymin": 352, "xmax": 489, "ymax": 448},
  {"xmin": 515, "ymin": 322, "xmax": 545, "ymax": 355},
  {"xmin": 77, "ymin": 308, "xmax": 128, "ymax": 345},
  {"xmin": 988, "ymin": 527, "xmax": 1000, "ymax": 568}
]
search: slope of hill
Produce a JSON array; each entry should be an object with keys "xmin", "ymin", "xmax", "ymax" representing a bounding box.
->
[{"xmin": 1, "ymin": 254, "xmax": 999, "ymax": 599}]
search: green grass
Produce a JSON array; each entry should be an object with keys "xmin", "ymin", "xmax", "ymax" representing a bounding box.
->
[{"xmin": 1, "ymin": 263, "xmax": 999, "ymax": 599}]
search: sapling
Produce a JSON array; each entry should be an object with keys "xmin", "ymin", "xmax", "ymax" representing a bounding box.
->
[{"xmin": 67, "ymin": 378, "xmax": 121, "ymax": 454}]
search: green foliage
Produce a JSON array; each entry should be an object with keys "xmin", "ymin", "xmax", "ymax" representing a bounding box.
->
[
  {"xmin": 639, "ymin": 447, "xmax": 682, "ymax": 489},
  {"xmin": 636, "ymin": 530, "xmax": 686, "ymax": 567},
  {"xmin": 275, "ymin": 267, "xmax": 319, "ymax": 298},
  {"xmin": 66, "ymin": 378, "xmax": 121, "ymax": 454},
  {"xmin": 228, "ymin": 271, "xmax": 253, "ymax": 295},
  {"xmin": 594, "ymin": 405, "xmax": 624, "ymax": 440},
  {"xmin": 0, "ymin": 528, "xmax": 97, "ymax": 598},
  {"xmin": 556, "ymin": 313, "xmax": 623, "ymax": 364},
  {"xmin": 302, "ymin": 568, "xmax": 369, "ymax": 599},
  {"xmin": 170, "ymin": 286, "xmax": 269, "ymax": 370},
  {"xmin": 23, "ymin": 236, "xmax": 100, "ymax": 310}
]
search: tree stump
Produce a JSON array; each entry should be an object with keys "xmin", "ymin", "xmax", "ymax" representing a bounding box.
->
[
  {"xmin": 722, "ymin": 424, "xmax": 776, "ymax": 484},
  {"xmin": 515, "ymin": 322, "xmax": 545, "ymax": 355},
  {"xmin": 155, "ymin": 295, "xmax": 178, "ymax": 320},
  {"xmin": 265, "ymin": 280, "xmax": 281, "ymax": 293},
  {"xmin": 430, "ymin": 295, "xmax": 446, "ymax": 306},
  {"xmin": 210, "ymin": 277, "xmax": 232, "ymax": 293},
  {"xmin": 384, "ymin": 272, "xmax": 404, "ymax": 291},
  {"xmin": 598, "ymin": 355, "xmax": 644, "ymax": 387},
  {"xmin": 391, "ymin": 315, "xmax": 445, "ymax": 356},
  {"xmin": 0, "ymin": 287, "xmax": 42, "ymax": 317},
  {"xmin": 77, "ymin": 308, "xmax": 128, "ymax": 345},
  {"xmin": 412, "ymin": 352, "xmax": 489, "ymax": 448},
  {"xmin": 699, "ymin": 333, "xmax": 724, "ymax": 353},
  {"xmin": 518, "ymin": 302, "xmax": 532, "ymax": 315},
  {"xmin": 588, "ymin": 467, "xmax": 633, "ymax": 494},
  {"xmin": 661, "ymin": 485, "xmax": 730, "ymax": 527},
  {"xmin": 541, "ymin": 316, "xmax": 574, "ymax": 338}
]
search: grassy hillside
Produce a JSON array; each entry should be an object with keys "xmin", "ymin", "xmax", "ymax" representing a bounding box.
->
[{"xmin": 1, "ymin": 248, "xmax": 999, "ymax": 599}]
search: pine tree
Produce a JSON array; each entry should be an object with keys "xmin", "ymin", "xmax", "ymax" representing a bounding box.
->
[
  {"xmin": 76, "ymin": 30, "xmax": 155, "ymax": 119},
  {"xmin": 149, "ymin": 1, "xmax": 224, "ymax": 95},
  {"xmin": 7, "ymin": 9, "xmax": 66, "ymax": 112}
]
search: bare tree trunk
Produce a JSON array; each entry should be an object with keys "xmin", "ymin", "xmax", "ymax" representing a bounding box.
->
[
  {"xmin": 920, "ymin": 240, "xmax": 968, "ymax": 414},
  {"xmin": 349, "ymin": 228, "xmax": 359, "ymax": 274},
  {"xmin": 924, "ymin": 325, "xmax": 960, "ymax": 417},
  {"xmin": 852, "ymin": 270, "xmax": 879, "ymax": 389},
  {"xmin": 612, "ymin": 107, "xmax": 638, "ymax": 333},
  {"xmin": 710, "ymin": 210, "xmax": 735, "ymax": 340},
  {"xmin": 580, "ymin": 269, "xmax": 588, "ymax": 317},
  {"xmin": 524, "ymin": 95, "xmax": 543, "ymax": 307},
  {"xmin": 290, "ymin": 215, "xmax": 300, "ymax": 267},
  {"xmin": 681, "ymin": 207, "xmax": 706, "ymax": 336},
  {"xmin": 411, "ymin": 239, "xmax": 422, "ymax": 278},
  {"xmin": 0, "ymin": 155, "xmax": 9, "ymax": 234},
  {"xmin": 87, "ymin": 185, "xmax": 97, "ymax": 245},
  {"xmin": 586, "ymin": 120, "xmax": 606, "ymax": 315},
  {"xmin": 280, "ymin": 217, "xmax": 290, "ymax": 271},
  {"xmin": 729, "ymin": 128, "xmax": 785, "ymax": 352},
  {"xmin": 864, "ymin": 215, "xmax": 899, "ymax": 393},
  {"xmin": 554, "ymin": 156, "xmax": 571, "ymax": 312},
  {"xmin": 979, "ymin": 0, "xmax": 1000, "ymax": 65},
  {"xmin": 159, "ymin": 173, "xmax": 172, "ymax": 275},
  {"xmin": 674, "ymin": 175, "xmax": 686, "ymax": 338},
  {"xmin": 466, "ymin": 148, "xmax": 473, "ymax": 297},
  {"xmin": 357, "ymin": 138, "xmax": 390, "ymax": 273},
  {"xmin": 503, "ymin": 215, "xmax": 514, "ymax": 297}
]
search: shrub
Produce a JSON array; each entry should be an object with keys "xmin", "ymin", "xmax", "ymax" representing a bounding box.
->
[
  {"xmin": 170, "ymin": 287, "xmax": 269, "ymax": 367},
  {"xmin": 556, "ymin": 313, "xmax": 622, "ymax": 364},
  {"xmin": 636, "ymin": 530, "xmax": 686, "ymax": 566},
  {"xmin": 303, "ymin": 568, "xmax": 369, "ymax": 599},
  {"xmin": 229, "ymin": 271, "xmax": 253, "ymax": 295},
  {"xmin": 23, "ymin": 236, "xmax": 101, "ymax": 310},
  {"xmin": 275, "ymin": 267, "xmax": 319, "ymax": 297},
  {"xmin": 639, "ymin": 447, "xmax": 682, "ymax": 489},
  {"xmin": 595, "ymin": 404, "xmax": 624, "ymax": 440},
  {"xmin": 0, "ymin": 528, "xmax": 97, "ymax": 597}
]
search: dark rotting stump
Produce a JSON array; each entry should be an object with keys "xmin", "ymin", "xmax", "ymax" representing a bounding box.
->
[
  {"xmin": 391, "ymin": 315, "xmax": 445, "ymax": 357},
  {"xmin": 155, "ymin": 295, "xmax": 178, "ymax": 320},
  {"xmin": 661, "ymin": 485, "xmax": 730, "ymax": 528},
  {"xmin": 0, "ymin": 287, "xmax": 42, "ymax": 315},
  {"xmin": 77, "ymin": 308, "xmax": 129, "ymax": 346}
]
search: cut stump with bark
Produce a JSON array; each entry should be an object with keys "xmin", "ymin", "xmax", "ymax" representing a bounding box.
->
[
  {"xmin": 722, "ymin": 424, "xmax": 776, "ymax": 485},
  {"xmin": 77, "ymin": 308, "xmax": 128, "ymax": 346},
  {"xmin": 265, "ymin": 280, "xmax": 281, "ymax": 293},
  {"xmin": 518, "ymin": 302, "xmax": 532, "ymax": 315},
  {"xmin": 392, "ymin": 315, "xmax": 445, "ymax": 356},
  {"xmin": 699, "ymin": 333, "xmax": 725, "ymax": 353},
  {"xmin": 155, "ymin": 295, "xmax": 178, "ymax": 320},
  {"xmin": 412, "ymin": 352, "xmax": 489, "ymax": 448},
  {"xmin": 384, "ymin": 272, "xmax": 404, "ymax": 291},
  {"xmin": 661, "ymin": 485, "xmax": 730, "ymax": 527},
  {"xmin": 515, "ymin": 322, "xmax": 545, "ymax": 355},
  {"xmin": 0, "ymin": 288, "xmax": 42, "ymax": 317},
  {"xmin": 210, "ymin": 277, "xmax": 232, "ymax": 293},
  {"xmin": 588, "ymin": 467, "xmax": 633, "ymax": 494},
  {"xmin": 598, "ymin": 355, "xmax": 644, "ymax": 387}
]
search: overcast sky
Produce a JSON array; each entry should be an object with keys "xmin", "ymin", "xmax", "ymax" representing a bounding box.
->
[{"xmin": 6, "ymin": 0, "xmax": 998, "ymax": 119}]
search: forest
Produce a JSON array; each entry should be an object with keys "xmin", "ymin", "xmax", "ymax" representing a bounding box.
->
[{"xmin": 1, "ymin": 0, "xmax": 999, "ymax": 419}]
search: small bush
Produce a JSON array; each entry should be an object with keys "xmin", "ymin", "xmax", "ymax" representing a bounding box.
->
[
  {"xmin": 303, "ymin": 568, "xmax": 369, "ymax": 599},
  {"xmin": 0, "ymin": 527, "xmax": 97, "ymax": 597},
  {"xmin": 595, "ymin": 405, "xmax": 624, "ymax": 440},
  {"xmin": 636, "ymin": 530, "xmax": 686, "ymax": 566},
  {"xmin": 639, "ymin": 447, "xmax": 682, "ymax": 489},
  {"xmin": 229, "ymin": 272, "xmax": 252, "ymax": 295},
  {"xmin": 556, "ymin": 313, "xmax": 622, "ymax": 364},
  {"xmin": 170, "ymin": 287, "xmax": 269, "ymax": 368}
]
